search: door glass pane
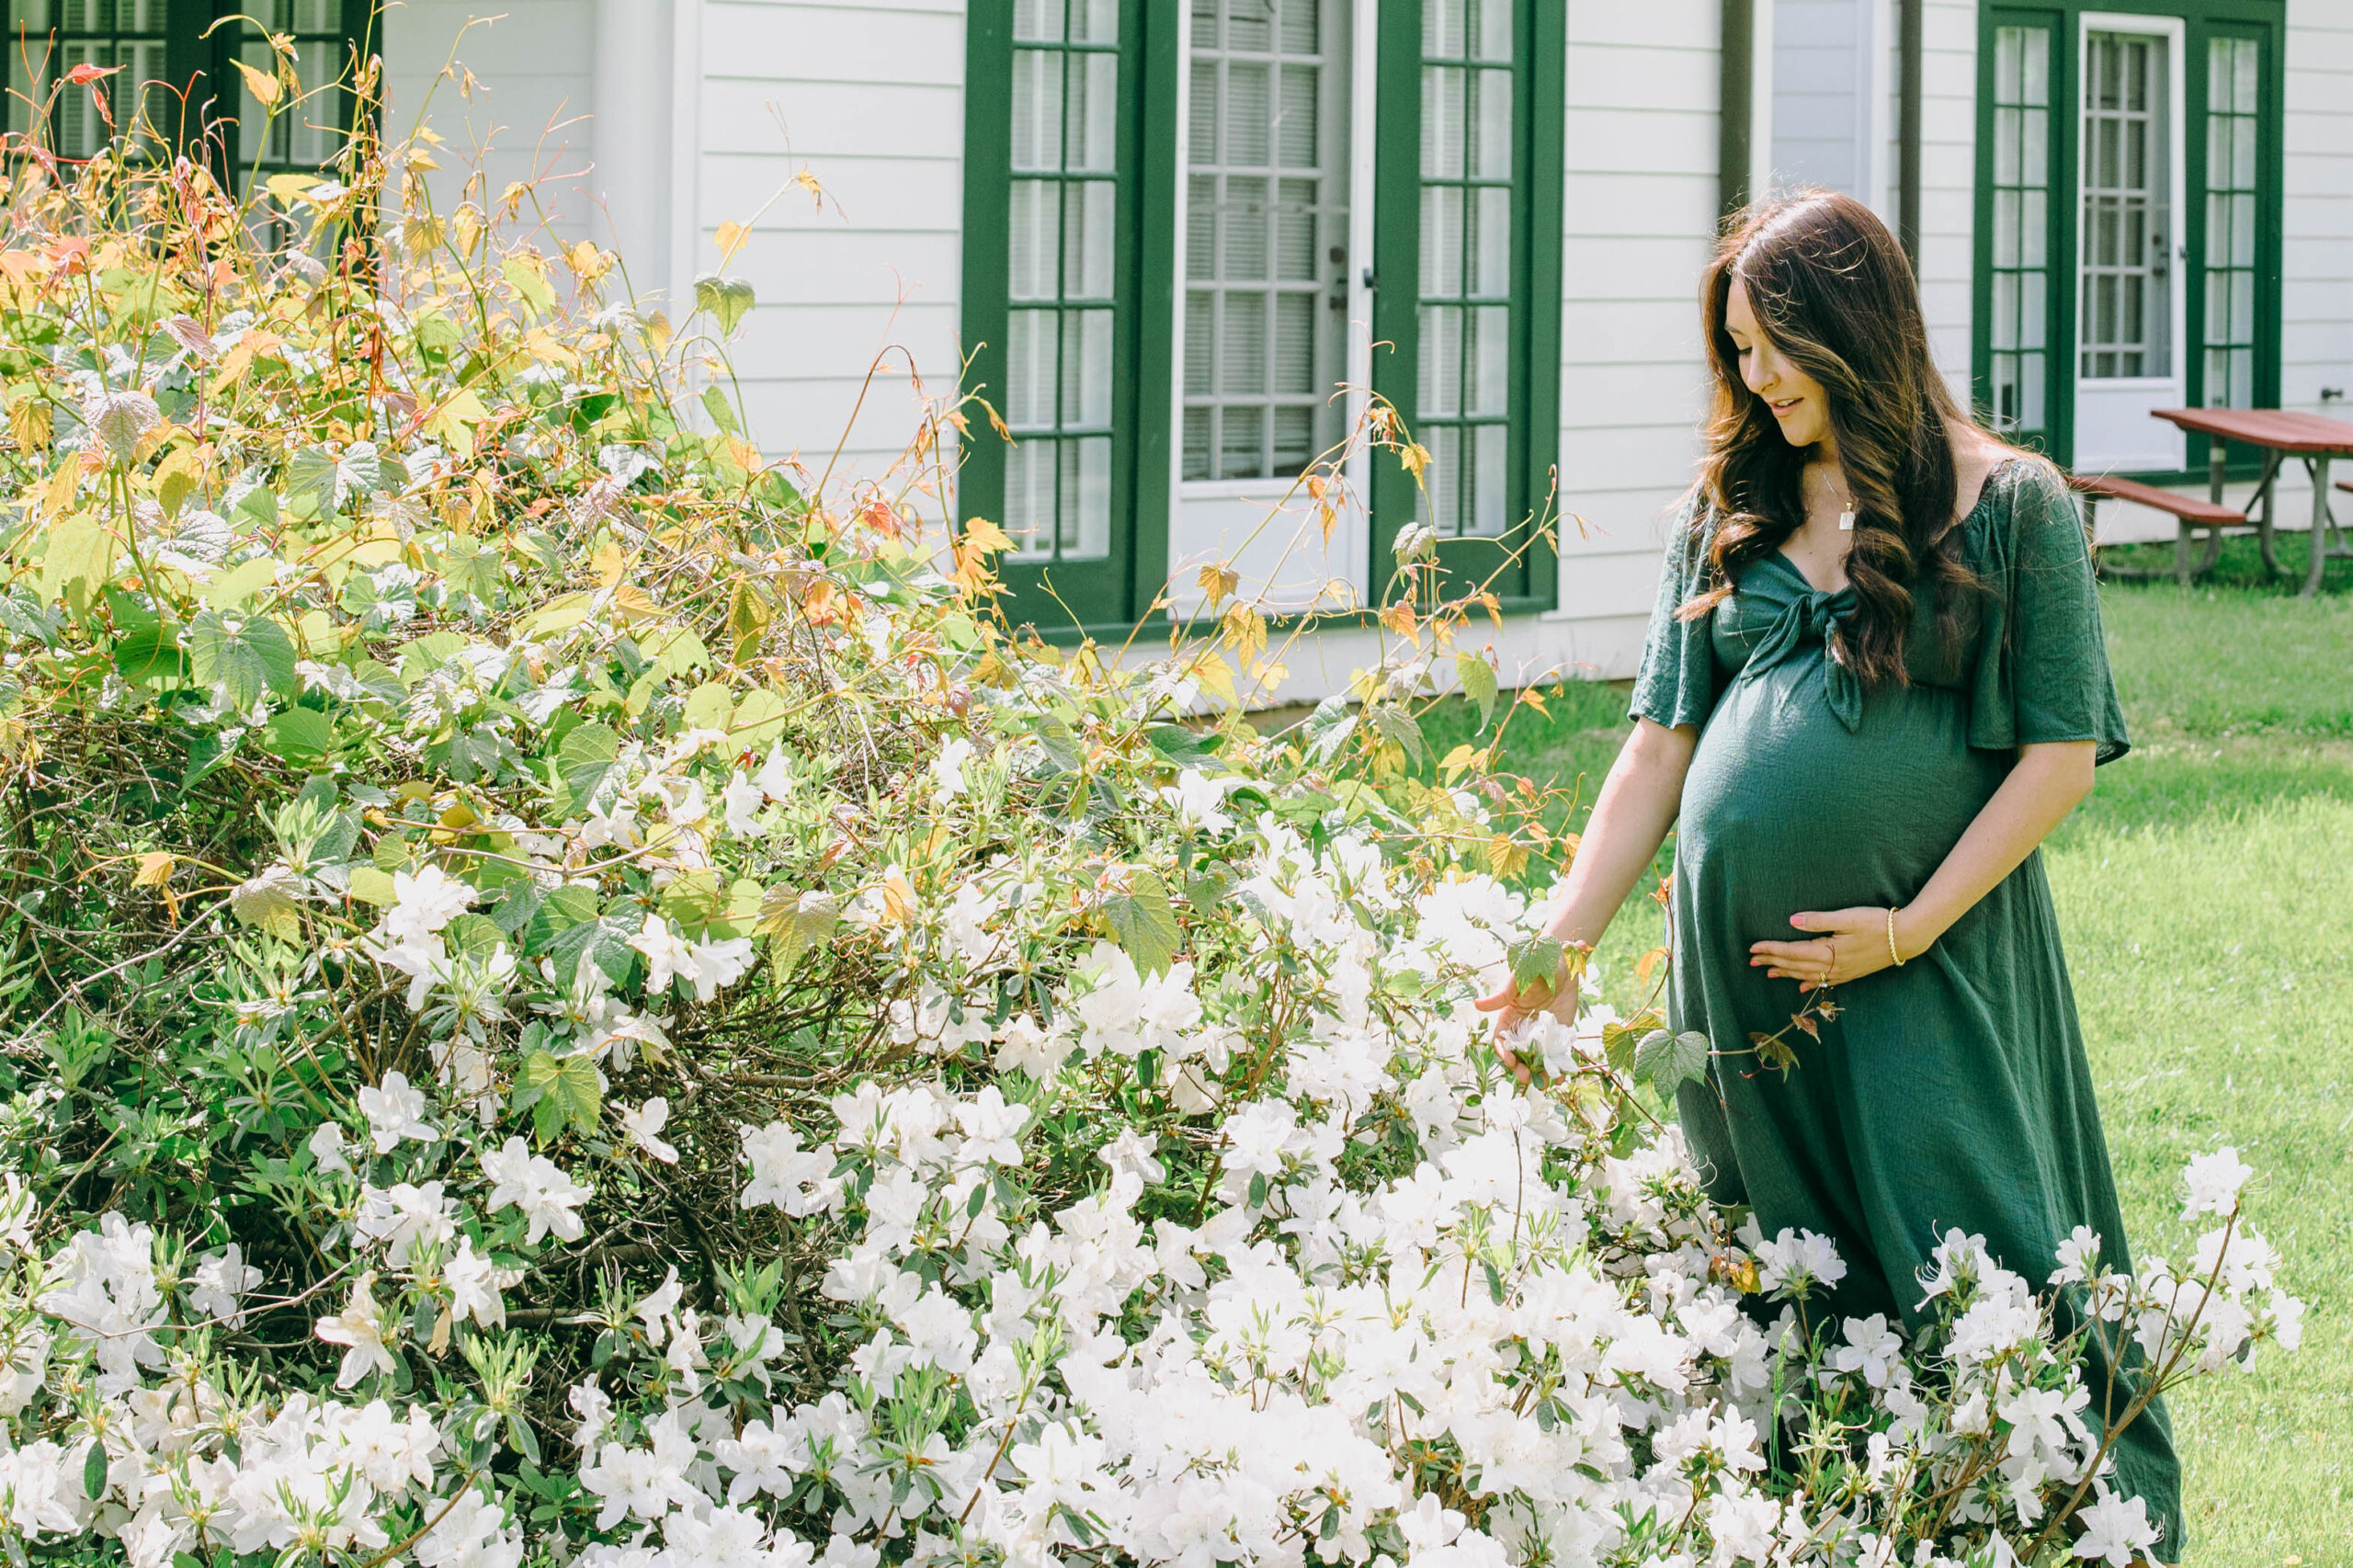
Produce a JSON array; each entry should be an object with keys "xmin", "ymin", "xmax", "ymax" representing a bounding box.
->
[
  {"xmin": 1182, "ymin": 0, "xmax": 1348, "ymax": 483},
  {"xmin": 1416, "ymin": 0, "xmax": 1516, "ymax": 537},
  {"xmin": 2079, "ymin": 29, "xmax": 2171, "ymax": 382},
  {"xmin": 1003, "ymin": 8, "xmax": 1126, "ymax": 563},
  {"xmin": 2201, "ymin": 36, "xmax": 2260, "ymax": 409},
  {"xmin": 1987, "ymin": 24, "xmax": 2055, "ymax": 447},
  {"xmin": 16, "ymin": 0, "xmax": 171, "ymax": 156}
]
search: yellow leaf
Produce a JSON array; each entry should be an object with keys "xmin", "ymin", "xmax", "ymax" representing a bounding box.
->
[
  {"xmin": 40, "ymin": 454, "xmax": 81, "ymax": 517},
  {"xmin": 1399, "ymin": 441, "xmax": 1431, "ymax": 483},
  {"xmin": 423, "ymin": 387, "xmax": 490, "ymax": 458},
  {"xmin": 1191, "ymin": 651, "xmax": 1237, "ymax": 706},
  {"xmin": 7, "ymin": 392, "xmax": 50, "ymax": 456},
  {"xmin": 958, "ymin": 517, "xmax": 1010, "ymax": 558},
  {"xmin": 39, "ymin": 512, "xmax": 114, "ymax": 604},
  {"xmin": 232, "ymin": 56, "xmax": 281, "ymax": 107},
  {"xmin": 264, "ymin": 172, "xmax": 316, "ymax": 208},
  {"xmin": 204, "ymin": 554, "xmax": 280, "ymax": 609},
  {"xmin": 715, "ymin": 221, "xmax": 750, "ymax": 267},
  {"xmin": 1195, "ymin": 562, "xmax": 1239, "ymax": 608},
  {"xmin": 131, "ymin": 851, "xmax": 175, "ymax": 888}
]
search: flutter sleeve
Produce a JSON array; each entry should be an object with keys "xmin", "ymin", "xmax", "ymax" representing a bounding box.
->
[
  {"xmin": 1966, "ymin": 460, "xmax": 2131, "ymax": 765},
  {"xmin": 1628, "ymin": 495, "xmax": 1721, "ymax": 733}
]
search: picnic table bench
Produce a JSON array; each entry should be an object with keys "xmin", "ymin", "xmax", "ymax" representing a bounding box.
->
[{"xmin": 2075, "ymin": 408, "xmax": 2353, "ymax": 596}]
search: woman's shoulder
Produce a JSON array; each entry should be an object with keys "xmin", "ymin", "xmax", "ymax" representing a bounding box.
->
[{"xmin": 1961, "ymin": 443, "xmax": 2080, "ymax": 539}]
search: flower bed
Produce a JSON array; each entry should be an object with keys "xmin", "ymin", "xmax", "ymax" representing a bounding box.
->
[{"xmin": 0, "ymin": 82, "xmax": 2299, "ymax": 1568}]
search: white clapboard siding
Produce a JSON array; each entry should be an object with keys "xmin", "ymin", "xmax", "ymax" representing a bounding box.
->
[
  {"xmin": 690, "ymin": 0, "xmax": 969, "ymax": 477},
  {"xmin": 1915, "ymin": 0, "xmax": 1978, "ymax": 406},
  {"xmin": 1548, "ymin": 0, "xmax": 1723, "ymax": 682},
  {"xmin": 381, "ymin": 1, "xmax": 598, "ymax": 244}
]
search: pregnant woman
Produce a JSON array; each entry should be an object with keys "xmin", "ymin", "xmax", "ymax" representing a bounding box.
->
[{"xmin": 1481, "ymin": 190, "xmax": 2181, "ymax": 1553}]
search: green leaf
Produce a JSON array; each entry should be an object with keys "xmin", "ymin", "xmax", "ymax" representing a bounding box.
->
[
  {"xmin": 514, "ymin": 1049, "xmax": 600, "ymax": 1142},
  {"xmin": 1633, "ymin": 1028, "xmax": 1711, "ymax": 1094},
  {"xmin": 83, "ymin": 1440, "xmax": 106, "ymax": 1499},
  {"xmin": 701, "ymin": 384, "xmax": 743, "ymax": 437},
  {"xmin": 1102, "ymin": 868, "xmax": 1180, "ymax": 977},
  {"xmin": 502, "ymin": 256, "xmax": 557, "ymax": 316},
  {"xmin": 443, "ymin": 914, "xmax": 506, "ymax": 958},
  {"xmin": 693, "ymin": 273, "xmax": 756, "ymax": 337},
  {"xmin": 1507, "ymin": 936, "xmax": 1563, "ymax": 994},
  {"xmin": 348, "ymin": 866, "xmax": 397, "ymax": 907},
  {"xmin": 1454, "ymin": 650, "xmax": 1499, "ymax": 729},
  {"xmin": 1303, "ymin": 693, "xmax": 1357, "ymax": 762},
  {"xmin": 112, "ymin": 619, "xmax": 185, "ymax": 683},
  {"xmin": 187, "ymin": 609, "xmax": 298, "ymax": 710},
  {"xmin": 555, "ymin": 722, "xmax": 620, "ymax": 815},
  {"xmin": 259, "ymin": 705, "xmax": 332, "ymax": 766}
]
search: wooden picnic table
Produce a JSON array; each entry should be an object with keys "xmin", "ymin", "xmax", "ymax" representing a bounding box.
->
[{"xmin": 2153, "ymin": 406, "xmax": 2353, "ymax": 597}]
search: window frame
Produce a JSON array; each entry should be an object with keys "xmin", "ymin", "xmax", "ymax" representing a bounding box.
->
[
  {"xmin": 957, "ymin": 0, "xmax": 1179, "ymax": 639},
  {"xmin": 1970, "ymin": 0, "xmax": 2285, "ymax": 482},
  {"xmin": 1367, "ymin": 0, "xmax": 1563, "ymax": 613},
  {"xmin": 6, "ymin": 0, "xmax": 373, "ymax": 176}
]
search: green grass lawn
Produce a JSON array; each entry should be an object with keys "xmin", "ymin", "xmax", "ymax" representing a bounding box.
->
[{"xmin": 1444, "ymin": 533, "xmax": 2352, "ymax": 1564}]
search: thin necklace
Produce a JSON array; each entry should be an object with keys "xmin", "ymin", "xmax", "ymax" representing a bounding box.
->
[{"xmin": 1813, "ymin": 464, "xmax": 1857, "ymax": 531}]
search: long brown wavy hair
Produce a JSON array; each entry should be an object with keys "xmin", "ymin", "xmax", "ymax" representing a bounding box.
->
[{"xmin": 1681, "ymin": 190, "xmax": 1988, "ymax": 687}]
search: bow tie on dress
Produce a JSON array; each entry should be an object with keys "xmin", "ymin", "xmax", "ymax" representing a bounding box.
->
[{"xmin": 1743, "ymin": 586, "xmax": 1865, "ymax": 732}]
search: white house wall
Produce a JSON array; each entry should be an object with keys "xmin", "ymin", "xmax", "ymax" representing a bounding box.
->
[
  {"xmin": 1540, "ymin": 0, "xmax": 1728, "ymax": 687},
  {"xmin": 381, "ymin": 2, "xmax": 597, "ymax": 244},
  {"xmin": 687, "ymin": 1, "xmax": 969, "ymax": 485}
]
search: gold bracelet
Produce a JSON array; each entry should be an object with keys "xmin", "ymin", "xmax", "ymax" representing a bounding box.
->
[{"xmin": 1886, "ymin": 905, "xmax": 1905, "ymax": 968}]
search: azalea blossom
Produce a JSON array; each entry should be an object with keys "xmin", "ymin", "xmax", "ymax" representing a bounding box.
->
[
  {"xmin": 480, "ymin": 1137, "xmax": 590, "ymax": 1244},
  {"xmin": 358, "ymin": 1072, "xmax": 438, "ymax": 1154}
]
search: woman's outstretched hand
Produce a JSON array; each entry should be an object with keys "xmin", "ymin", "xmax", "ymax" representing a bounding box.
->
[
  {"xmin": 1750, "ymin": 906, "xmax": 1918, "ymax": 992},
  {"xmin": 1473, "ymin": 960, "xmax": 1582, "ymax": 1084}
]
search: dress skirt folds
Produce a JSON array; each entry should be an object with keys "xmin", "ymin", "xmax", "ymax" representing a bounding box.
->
[{"xmin": 1628, "ymin": 458, "xmax": 2184, "ymax": 1556}]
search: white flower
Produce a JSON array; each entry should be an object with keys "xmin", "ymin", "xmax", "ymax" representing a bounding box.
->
[
  {"xmin": 309, "ymin": 1120, "xmax": 352, "ymax": 1174},
  {"xmin": 1755, "ymin": 1226, "xmax": 1847, "ymax": 1296},
  {"xmin": 445, "ymin": 1237, "xmax": 517, "ymax": 1329},
  {"xmin": 2181, "ymin": 1146, "xmax": 2254, "ymax": 1219},
  {"xmin": 1832, "ymin": 1313, "xmax": 1904, "ymax": 1388},
  {"xmin": 2071, "ymin": 1487, "xmax": 2163, "ymax": 1565},
  {"xmin": 357, "ymin": 1180, "xmax": 458, "ymax": 1267},
  {"xmin": 929, "ymin": 736, "xmax": 973, "ymax": 799},
  {"xmin": 619, "ymin": 1098, "xmax": 679, "ymax": 1164},
  {"xmin": 953, "ymin": 1086, "xmax": 1029, "ymax": 1166},
  {"xmin": 720, "ymin": 771, "xmax": 767, "ymax": 836},
  {"xmin": 688, "ymin": 934, "xmax": 756, "ymax": 1001},
  {"xmin": 1160, "ymin": 768, "xmax": 1237, "ymax": 833},
  {"xmin": 315, "ymin": 1272, "xmax": 399, "ymax": 1387},
  {"xmin": 631, "ymin": 914, "xmax": 757, "ymax": 1003},
  {"xmin": 414, "ymin": 1486, "xmax": 520, "ymax": 1568},
  {"xmin": 358, "ymin": 1071, "xmax": 438, "ymax": 1154},
  {"xmin": 188, "ymin": 1244, "xmax": 263, "ymax": 1325},
  {"xmin": 740, "ymin": 1122, "xmax": 837, "ymax": 1216},
  {"xmin": 382, "ymin": 864, "xmax": 479, "ymax": 945},
  {"xmin": 480, "ymin": 1137, "xmax": 590, "ymax": 1244},
  {"xmin": 754, "ymin": 744, "xmax": 795, "ymax": 801}
]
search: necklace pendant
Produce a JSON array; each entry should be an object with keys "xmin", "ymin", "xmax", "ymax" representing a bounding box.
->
[{"xmin": 1837, "ymin": 507, "xmax": 1856, "ymax": 532}]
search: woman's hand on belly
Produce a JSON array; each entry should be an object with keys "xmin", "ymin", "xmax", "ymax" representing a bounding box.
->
[{"xmin": 1750, "ymin": 904, "xmax": 1924, "ymax": 991}]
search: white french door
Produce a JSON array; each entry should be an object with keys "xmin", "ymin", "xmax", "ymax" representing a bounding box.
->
[
  {"xmin": 2071, "ymin": 13, "xmax": 2187, "ymax": 471},
  {"xmin": 1170, "ymin": 0, "xmax": 1370, "ymax": 613}
]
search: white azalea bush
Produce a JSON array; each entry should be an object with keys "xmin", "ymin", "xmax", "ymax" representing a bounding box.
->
[{"xmin": 0, "ymin": 68, "xmax": 2302, "ymax": 1568}]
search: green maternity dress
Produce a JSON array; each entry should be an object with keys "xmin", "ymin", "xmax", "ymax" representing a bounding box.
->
[{"xmin": 1631, "ymin": 458, "xmax": 2183, "ymax": 1554}]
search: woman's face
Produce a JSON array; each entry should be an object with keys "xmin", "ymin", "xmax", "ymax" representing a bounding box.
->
[{"xmin": 1724, "ymin": 277, "xmax": 1832, "ymax": 450}]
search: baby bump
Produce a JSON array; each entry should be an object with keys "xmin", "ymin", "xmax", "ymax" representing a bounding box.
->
[{"xmin": 1681, "ymin": 657, "xmax": 2007, "ymax": 915}]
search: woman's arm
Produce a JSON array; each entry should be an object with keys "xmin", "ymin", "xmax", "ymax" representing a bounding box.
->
[
  {"xmin": 1749, "ymin": 739, "xmax": 2095, "ymax": 987},
  {"xmin": 1475, "ymin": 716, "xmax": 1698, "ymax": 1040}
]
